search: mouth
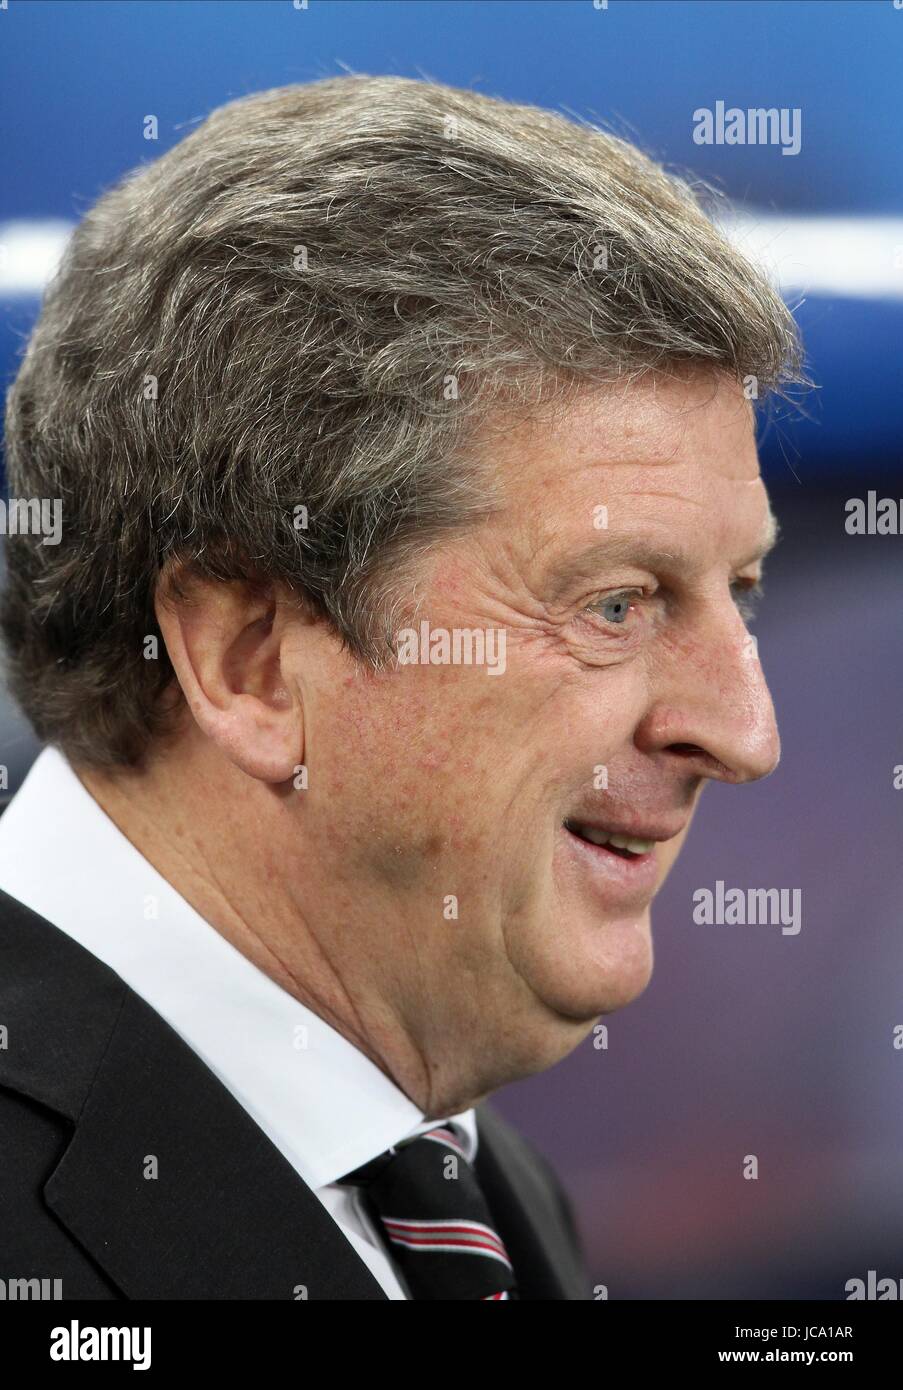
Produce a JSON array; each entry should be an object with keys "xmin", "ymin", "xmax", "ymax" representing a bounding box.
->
[
  {"xmin": 562, "ymin": 820, "xmax": 657, "ymax": 859},
  {"xmin": 558, "ymin": 815, "xmax": 683, "ymax": 908}
]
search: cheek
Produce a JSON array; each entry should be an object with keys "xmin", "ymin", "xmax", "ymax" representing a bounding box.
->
[
  {"xmin": 310, "ymin": 668, "xmax": 506, "ymax": 871},
  {"xmin": 311, "ymin": 650, "xmax": 648, "ymax": 881},
  {"xmin": 561, "ymin": 671, "xmax": 648, "ymax": 775}
]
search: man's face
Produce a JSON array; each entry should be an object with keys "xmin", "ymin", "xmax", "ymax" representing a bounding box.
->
[{"xmin": 289, "ymin": 367, "xmax": 780, "ymax": 1097}]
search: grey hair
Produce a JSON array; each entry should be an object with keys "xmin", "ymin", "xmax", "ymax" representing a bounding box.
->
[{"xmin": 1, "ymin": 74, "xmax": 802, "ymax": 769}]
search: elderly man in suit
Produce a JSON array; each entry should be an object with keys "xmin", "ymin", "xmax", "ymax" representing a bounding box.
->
[{"xmin": 0, "ymin": 75, "xmax": 799, "ymax": 1299}]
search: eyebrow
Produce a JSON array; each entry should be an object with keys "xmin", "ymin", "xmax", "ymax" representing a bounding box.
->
[{"xmin": 547, "ymin": 511, "xmax": 780, "ymax": 597}]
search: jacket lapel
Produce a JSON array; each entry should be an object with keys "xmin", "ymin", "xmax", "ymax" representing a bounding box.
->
[
  {"xmin": 44, "ymin": 987, "xmax": 389, "ymax": 1300},
  {"xmin": 0, "ymin": 893, "xmax": 386, "ymax": 1300},
  {"xmin": 475, "ymin": 1102, "xmax": 591, "ymax": 1299},
  {"xmin": 1, "ymin": 889, "xmax": 587, "ymax": 1300}
]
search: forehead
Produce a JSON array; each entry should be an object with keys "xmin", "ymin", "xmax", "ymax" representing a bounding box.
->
[{"xmin": 480, "ymin": 369, "xmax": 770, "ymax": 578}]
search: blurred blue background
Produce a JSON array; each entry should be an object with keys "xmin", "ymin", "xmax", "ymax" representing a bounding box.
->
[{"xmin": 1, "ymin": 0, "xmax": 901, "ymax": 1299}]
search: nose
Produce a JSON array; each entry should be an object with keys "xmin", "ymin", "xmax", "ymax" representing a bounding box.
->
[{"xmin": 634, "ymin": 611, "xmax": 781, "ymax": 785}]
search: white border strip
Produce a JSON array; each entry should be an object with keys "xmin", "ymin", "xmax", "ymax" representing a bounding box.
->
[
  {"xmin": 3, "ymin": 214, "xmax": 903, "ymax": 301},
  {"xmin": 720, "ymin": 211, "xmax": 903, "ymax": 301},
  {"xmin": 0, "ymin": 220, "xmax": 73, "ymax": 295}
]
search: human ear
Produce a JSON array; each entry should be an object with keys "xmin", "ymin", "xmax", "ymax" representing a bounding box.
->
[{"xmin": 154, "ymin": 566, "xmax": 305, "ymax": 783}]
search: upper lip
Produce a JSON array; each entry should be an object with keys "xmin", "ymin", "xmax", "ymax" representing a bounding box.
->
[{"xmin": 563, "ymin": 815, "xmax": 688, "ymax": 843}]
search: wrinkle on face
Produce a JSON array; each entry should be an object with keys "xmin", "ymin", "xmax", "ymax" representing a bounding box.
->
[{"xmin": 109, "ymin": 366, "xmax": 779, "ymax": 1114}]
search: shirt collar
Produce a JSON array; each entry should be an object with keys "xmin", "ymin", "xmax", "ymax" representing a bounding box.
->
[{"xmin": 0, "ymin": 746, "xmax": 477, "ymax": 1189}]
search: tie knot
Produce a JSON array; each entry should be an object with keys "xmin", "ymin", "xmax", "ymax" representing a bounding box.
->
[
  {"xmin": 339, "ymin": 1123, "xmax": 517, "ymax": 1300},
  {"xmin": 338, "ymin": 1124, "xmax": 469, "ymax": 1186}
]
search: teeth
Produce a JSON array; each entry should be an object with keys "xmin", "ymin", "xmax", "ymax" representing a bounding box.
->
[
  {"xmin": 568, "ymin": 822, "xmax": 655, "ymax": 855},
  {"xmin": 608, "ymin": 833, "xmax": 655, "ymax": 855},
  {"xmin": 578, "ymin": 825, "xmax": 613, "ymax": 847}
]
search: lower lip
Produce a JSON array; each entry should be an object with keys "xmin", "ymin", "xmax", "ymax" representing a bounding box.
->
[{"xmin": 557, "ymin": 824, "xmax": 660, "ymax": 907}]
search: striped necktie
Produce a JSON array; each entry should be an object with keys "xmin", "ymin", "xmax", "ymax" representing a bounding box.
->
[{"xmin": 338, "ymin": 1124, "xmax": 519, "ymax": 1300}]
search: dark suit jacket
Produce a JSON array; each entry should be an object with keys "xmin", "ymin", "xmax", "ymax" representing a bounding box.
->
[{"xmin": 0, "ymin": 888, "xmax": 591, "ymax": 1299}]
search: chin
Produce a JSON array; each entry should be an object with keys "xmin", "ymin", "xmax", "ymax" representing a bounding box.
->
[
  {"xmin": 540, "ymin": 906, "xmax": 655, "ymax": 1020},
  {"xmin": 561, "ymin": 906, "xmax": 652, "ymax": 1017}
]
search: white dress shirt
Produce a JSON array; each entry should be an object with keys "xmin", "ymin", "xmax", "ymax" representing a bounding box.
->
[{"xmin": 0, "ymin": 746, "xmax": 477, "ymax": 1300}]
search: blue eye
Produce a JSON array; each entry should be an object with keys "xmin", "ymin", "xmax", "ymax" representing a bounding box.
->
[
  {"xmin": 595, "ymin": 592, "xmax": 633, "ymax": 625},
  {"xmin": 731, "ymin": 580, "xmax": 763, "ymax": 623}
]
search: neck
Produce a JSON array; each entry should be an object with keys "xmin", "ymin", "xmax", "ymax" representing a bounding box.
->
[{"xmin": 76, "ymin": 738, "xmax": 476, "ymax": 1116}]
